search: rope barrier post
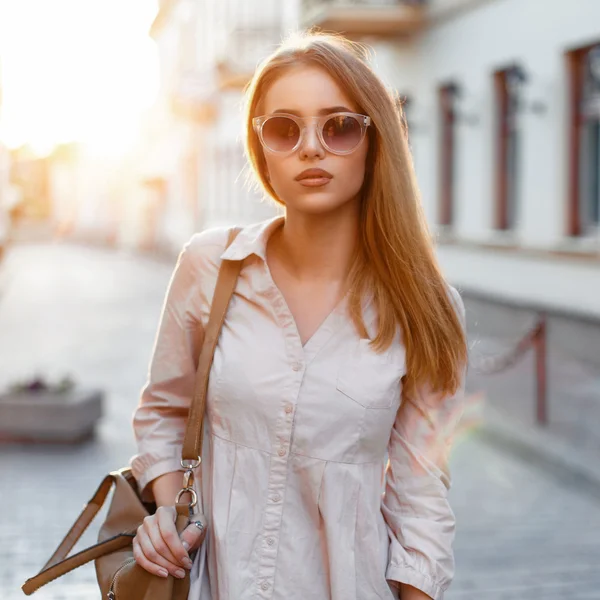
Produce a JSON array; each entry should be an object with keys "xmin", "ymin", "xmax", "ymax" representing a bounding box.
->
[{"xmin": 535, "ymin": 314, "xmax": 548, "ymax": 425}]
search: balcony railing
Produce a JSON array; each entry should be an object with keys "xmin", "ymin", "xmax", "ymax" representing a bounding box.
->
[{"xmin": 301, "ymin": 0, "xmax": 427, "ymax": 37}]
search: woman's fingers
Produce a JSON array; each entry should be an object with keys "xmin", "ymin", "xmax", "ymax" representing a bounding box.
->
[
  {"xmin": 132, "ymin": 507, "xmax": 192, "ymax": 579},
  {"xmin": 145, "ymin": 509, "xmax": 182, "ymax": 566},
  {"xmin": 131, "ymin": 506, "xmax": 207, "ymax": 578},
  {"xmin": 179, "ymin": 513, "xmax": 208, "ymax": 553},
  {"xmin": 155, "ymin": 506, "xmax": 194, "ymax": 569},
  {"xmin": 132, "ymin": 536, "xmax": 170, "ymax": 578},
  {"xmin": 136, "ymin": 527, "xmax": 187, "ymax": 579}
]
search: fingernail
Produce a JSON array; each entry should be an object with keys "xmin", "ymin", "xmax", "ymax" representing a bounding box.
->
[
  {"xmin": 182, "ymin": 557, "xmax": 193, "ymax": 569},
  {"xmin": 182, "ymin": 541, "xmax": 190, "ymax": 551},
  {"xmin": 158, "ymin": 568, "xmax": 168, "ymax": 578},
  {"xmin": 175, "ymin": 568, "xmax": 186, "ymax": 579}
]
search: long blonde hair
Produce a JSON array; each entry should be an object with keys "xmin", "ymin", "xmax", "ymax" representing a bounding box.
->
[{"xmin": 243, "ymin": 31, "xmax": 468, "ymax": 402}]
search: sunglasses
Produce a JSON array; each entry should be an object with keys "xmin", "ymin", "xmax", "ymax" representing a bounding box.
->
[{"xmin": 252, "ymin": 112, "xmax": 371, "ymax": 155}]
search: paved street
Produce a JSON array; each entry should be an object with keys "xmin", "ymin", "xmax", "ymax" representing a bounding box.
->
[
  {"xmin": 449, "ymin": 436, "xmax": 600, "ymax": 599},
  {"xmin": 1, "ymin": 241, "xmax": 599, "ymax": 600}
]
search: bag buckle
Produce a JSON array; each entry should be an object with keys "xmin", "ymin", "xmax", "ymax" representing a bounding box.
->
[
  {"xmin": 175, "ymin": 487, "xmax": 198, "ymax": 509},
  {"xmin": 176, "ymin": 458, "xmax": 200, "ymax": 512}
]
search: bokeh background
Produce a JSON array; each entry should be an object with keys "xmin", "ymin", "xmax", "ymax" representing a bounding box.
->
[{"xmin": 1, "ymin": 1, "xmax": 599, "ymax": 598}]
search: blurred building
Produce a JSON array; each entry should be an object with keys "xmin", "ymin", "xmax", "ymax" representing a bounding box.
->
[
  {"xmin": 6, "ymin": 147, "xmax": 52, "ymax": 221},
  {"xmin": 0, "ymin": 59, "xmax": 18, "ymax": 255},
  {"xmin": 0, "ymin": 144, "xmax": 9, "ymax": 260},
  {"xmin": 140, "ymin": 0, "xmax": 295, "ymax": 255},
  {"xmin": 48, "ymin": 143, "xmax": 124, "ymax": 246},
  {"xmin": 143, "ymin": 0, "xmax": 599, "ymax": 320},
  {"xmin": 302, "ymin": 0, "xmax": 600, "ymax": 320}
]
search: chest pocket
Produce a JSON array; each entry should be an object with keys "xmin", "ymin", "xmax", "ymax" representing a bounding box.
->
[{"xmin": 336, "ymin": 338, "xmax": 405, "ymax": 409}]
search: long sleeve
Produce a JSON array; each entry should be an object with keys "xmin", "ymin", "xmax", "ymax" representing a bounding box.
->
[
  {"xmin": 129, "ymin": 233, "xmax": 220, "ymax": 501},
  {"xmin": 383, "ymin": 288, "xmax": 467, "ymax": 600}
]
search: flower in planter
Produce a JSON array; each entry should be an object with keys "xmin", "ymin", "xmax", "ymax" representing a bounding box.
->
[
  {"xmin": 0, "ymin": 373, "xmax": 102, "ymax": 443},
  {"xmin": 6, "ymin": 374, "xmax": 76, "ymax": 395}
]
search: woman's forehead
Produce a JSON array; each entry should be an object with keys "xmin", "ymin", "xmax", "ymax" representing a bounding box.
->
[{"xmin": 261, "ymin": 65, "xmax": 357, "ymax": 115}]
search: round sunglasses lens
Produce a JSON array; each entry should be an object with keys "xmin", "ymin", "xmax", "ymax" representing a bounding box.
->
[
  {"xmin": 261, "ymin": 117, "xmax": 300, "ymax": 152},
  {"xmin": 322, "ymin": 115, "xmax": 362, "ymax": 152}
]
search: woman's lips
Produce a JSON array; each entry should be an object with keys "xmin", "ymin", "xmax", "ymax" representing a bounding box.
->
[
  {"xmin": 296, "ymin": 177, "xmax": 332, "ymax": 187},
  {"xmin": 295, "ymin": 168, "xmax": 333, "ymax": 186}
]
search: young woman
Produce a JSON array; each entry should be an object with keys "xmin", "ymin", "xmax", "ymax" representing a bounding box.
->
[{"xmin": 130, "ymin": 31, "xmax": 468, "ymax": 600}]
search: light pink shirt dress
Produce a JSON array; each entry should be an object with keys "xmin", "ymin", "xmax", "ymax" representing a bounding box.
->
[{"xmin": 130, "ymin": 216, "xmax": 466, "ymax": 600}]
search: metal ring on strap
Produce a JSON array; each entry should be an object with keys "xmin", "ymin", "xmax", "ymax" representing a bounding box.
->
[
  {"xmin": 180, "ymin": 458, "xmax": 201, "ymax": 469},
  {"xmin": 175, "ymin": 487, "xmax": 198, "ymax": 508}
]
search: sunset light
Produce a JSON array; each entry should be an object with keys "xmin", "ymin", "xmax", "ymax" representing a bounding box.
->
[{"xmin": 0, "ymin": 0, "xmax": 159, "ymax": 157}]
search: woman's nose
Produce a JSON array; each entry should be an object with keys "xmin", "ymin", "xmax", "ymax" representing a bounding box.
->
[{"xmin": 298, "ymin": 124, "xmax": 325, "ymax": 160}]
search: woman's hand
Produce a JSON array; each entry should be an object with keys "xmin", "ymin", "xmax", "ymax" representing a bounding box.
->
[{"xmin": 132, "ymin": 505, "xmax": 205, "ymax": 578}]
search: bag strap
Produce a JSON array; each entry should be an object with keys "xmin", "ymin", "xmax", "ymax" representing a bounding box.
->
[
  {"xmin": 181, "ymin": 227, "xmax": 242, "ymax": 462},
  {"xmin": 22, "ymin": 473, "xmax": 133, "ymax": 595},
  {"xmin": 21, "ymin": 227, "xmax": 243, "ymax": 596}
]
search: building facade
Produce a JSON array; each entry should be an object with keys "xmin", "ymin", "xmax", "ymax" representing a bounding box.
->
[
  {"xmin": 146, "ymin": 0, "xmax": 599, "ymax": 319},
  {"xmin": 143, "ymin": 0, "xmax": 294, "ymax": 254},
  {"xmin": 0, "ymin": 58, "xmax": 18, "ymax": 255},
  {"xmin": 302, "ymin": 0, "xmax": 600, "ymax": 319}
]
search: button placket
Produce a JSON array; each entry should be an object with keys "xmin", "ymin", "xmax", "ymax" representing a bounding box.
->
[
  {"xmin": 257, "ymin": 276, "xmax": 308, "ymax": 597},
  {"xmin": 255, "ymin": 357, "xmax": 303, "ymax": 597}
]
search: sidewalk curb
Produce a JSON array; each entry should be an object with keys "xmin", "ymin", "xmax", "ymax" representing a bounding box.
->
[{"xmin": 477, "ymin": 402, "xmax": 600, "ymax": 499}]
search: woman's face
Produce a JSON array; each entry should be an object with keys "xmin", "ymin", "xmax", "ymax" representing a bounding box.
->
[{"xmin": 258, "ymin": 65, "xmax": 369, "ymax": 216}]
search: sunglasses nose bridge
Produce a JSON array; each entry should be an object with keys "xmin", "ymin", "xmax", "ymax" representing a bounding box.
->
[
  {"xmin": 297, "ymin": 116, "xmax": 320, "ymax": 135},
  {"xmin": 297, "ymin": 118, "xmax": 325, "ymax": 154}
]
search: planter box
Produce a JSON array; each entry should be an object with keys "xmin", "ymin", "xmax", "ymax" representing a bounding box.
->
[{"xmin": 0, "ymin": 388, "xmax": 104, "ymax": 443}]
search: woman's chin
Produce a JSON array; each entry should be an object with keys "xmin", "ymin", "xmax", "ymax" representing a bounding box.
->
[{"xmin": 288, "ymin": 195, "xmax": 351, "ymax": 216}]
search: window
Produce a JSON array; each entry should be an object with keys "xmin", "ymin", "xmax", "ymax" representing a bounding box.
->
[
  {"xmin": 438, "ymin": 83, "xmax": 458, "ymax": 227},
  {"xmin": 567, "ymin": 43, "xmax": 600, "ymax": 236},
  {"xmin": 493, "ymin": 66, "xmax": 523, "ymax": 231}
]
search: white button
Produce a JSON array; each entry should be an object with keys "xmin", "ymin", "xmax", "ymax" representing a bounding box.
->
[
  {"xmin": 266, "ymin": 536, "xmax": 275, "ymax": 546},
  {"xmin": 261, "ymin": 581, "xmax": 269, "ymax": 591},
  {"xmin": 291, "ymin": 361, "xmax": 302, "ymax": 371},
  {"xmin": 285, "ymin": 403, "xmax": 293, "ymax": 414},
  {"xmin": 278, "ymin": 447, "xmax": 286, "ymax": 457},
  {"xmin": 271, "ymin": 493, "xmax": 281, "ymax": 502}
]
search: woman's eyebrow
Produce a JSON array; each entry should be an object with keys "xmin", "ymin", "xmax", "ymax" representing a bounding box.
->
[{"xmin": 271, "ymin": 106, "xmax": 353, "ymax": 116}]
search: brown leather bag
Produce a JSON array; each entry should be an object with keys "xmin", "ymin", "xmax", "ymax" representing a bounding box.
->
[{"xmin": 22, "ymin": 229, "xmax": 243, "ymax": 600}]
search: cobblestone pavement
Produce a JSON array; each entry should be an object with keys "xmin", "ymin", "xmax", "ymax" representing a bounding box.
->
[{"xmin": 1, "ymin": 242, "xmax": 599, "ymax": 600}]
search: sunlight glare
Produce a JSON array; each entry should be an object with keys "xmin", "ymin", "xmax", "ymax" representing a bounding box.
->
[{"xmin": 0, "ymin": 0, "xmax": 159, "ymax": 157}]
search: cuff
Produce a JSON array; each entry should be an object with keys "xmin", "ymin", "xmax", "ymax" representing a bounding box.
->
[
  {"xmin": 386, "ymin": 563, "xmax": 446, "ymax": 600},
  {"xmin": 130, "ymin": 455, "xmax": 184, "ymax": 502}
]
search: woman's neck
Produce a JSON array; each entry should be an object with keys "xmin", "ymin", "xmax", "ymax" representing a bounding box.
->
[{"xmin": 269, "ymin": 203, "xmax": 360, "ymax": 284}]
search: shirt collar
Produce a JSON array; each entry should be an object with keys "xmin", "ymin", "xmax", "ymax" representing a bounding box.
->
[{"xmin": 220, "ymin": 215, "xmax": 285, "ymax": 262}]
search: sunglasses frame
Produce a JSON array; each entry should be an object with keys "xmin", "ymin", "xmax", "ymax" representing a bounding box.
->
[{"xmin": 252, "ymin": 112, "xmax": 371, "ymax": 156}]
